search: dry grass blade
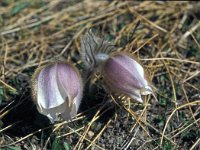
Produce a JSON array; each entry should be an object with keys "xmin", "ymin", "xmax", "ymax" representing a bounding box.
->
[
  {"xmin": 0, "ymin": 79, "xmax": 17, "ymax": 93},
  {"xmin": 160, "ymin": 100, "xmax": 200, "ymax": 146},
  {"xmin": 189, "ymin": 138, "xmax": 200, "ymax": 150},
  {"xmin": 66, "ymin": 125, "xmax": 105, "ymax": 150},
  {"xmin": 85, "ymin": 119, "xmax": 112, "ymax": 150}
]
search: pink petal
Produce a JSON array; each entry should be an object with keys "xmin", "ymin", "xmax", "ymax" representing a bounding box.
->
[
  {"xmin": 37, "ymin": 64, "xmax": 65, "ymax": 109},
  {"xmin": 56, "ymin": 63, "xmax": 83, "ymax": 114}
]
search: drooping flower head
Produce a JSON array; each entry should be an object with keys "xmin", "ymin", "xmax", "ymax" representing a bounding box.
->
[
  {"xmin": 32, "ymin": 62, "xmax": 83, "ymax": 122},
  {"xmin": 102, "ymin": 53, "xmax": 152, "ymax": 103},
  {"xmin": 81, "ymin": 30, "xmax": 153, "ymax": 103}
]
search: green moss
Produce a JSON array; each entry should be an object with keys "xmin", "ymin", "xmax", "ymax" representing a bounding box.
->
[
  {"xmin": 163, "ymin": 141, "xmax": 173, "ymax": 150},
  {"xmin": 0, "ymin": 87, "xmax": 5, "ymax": 105}
]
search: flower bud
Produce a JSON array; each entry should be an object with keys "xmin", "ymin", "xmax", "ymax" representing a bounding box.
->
[
  {"xmin": 32, "ymin": 62, "xmax": 83, "ymax": 122},
  {"xmin": 102, "ymin": 53, "xmax": 152, "ymax": 103}
]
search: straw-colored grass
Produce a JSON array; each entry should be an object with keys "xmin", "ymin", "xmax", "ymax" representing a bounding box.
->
[{"xmin": 0, "ymin": 1, "xmax": 200, "ymax": 150}]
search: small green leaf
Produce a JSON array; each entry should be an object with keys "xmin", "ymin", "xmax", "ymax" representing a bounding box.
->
[
  {"xmin": 0, "ymin": 87, "xmax": 5, "ymax": 105},
  {"xmin": 51, "ymin": 139, "xmax": 62, "ymax": 150},
  {"xmin": 105, "ymin": 34, "xmax": 114, "ymax": 41},
  {"xmin": 12, "ymin": 2, "xmax": 29, "ymax": 16},
  {"xmin": 7, "ymin": 146, "xmax": 22, "ymax": 150},
  {"xmin": 63, "ymin": 142, "xmax": 71, "ymax": 150},
  {"xmin": 163, "ymin": 141, "xmax": 172, "ymax": 150},
  {"xmin": 159, "ymin": 97, "xmax": 167, "ymax": 106}
]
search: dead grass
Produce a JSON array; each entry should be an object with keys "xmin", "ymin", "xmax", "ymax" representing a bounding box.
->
[{"xmin": 0, "ymin": 0, "xmax": 200, "ymax": 150}]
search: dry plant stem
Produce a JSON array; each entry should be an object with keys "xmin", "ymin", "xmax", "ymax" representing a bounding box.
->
[
  {"xmin": 111, "ymin": 95, "xmax": 177, "ymax": 146},
  {"xmin": 128, "ymin": 7, "xmax": 168, "ymax": 33},
  {"xmin": 145, "ymin": 122, "xmax": 177, "ymax": 147},
  {"xmin": 0, "ymin": 116, "xmax": 84, "ymax": 148},
  {"xmin": 58, "ymin": 25, "xmax": 88, "ymax": 57},
  {"xmin": 4, "ymin": 1, "xmax": 61, "ymax": 31},
  {"xmin": 137, "ymin": 139, "xmax": 156, "ymax": 150},
  {"xmin": 133, "ymin": 34, "xmax": 159, "ymax": 54},
  {"xmin": 75, "ymin": 103, "xmax": 103, "ymax": 118},
  {"xmin": 121, "ymin": 126, "xmax": 139, "ymax": 150},
  {"xmin": 141, "ymin": 57, "xmax": 200, "ymax": 65},
  {"xmin": 44, "ymin": 121, "xmax": 70, "ymax": 149},
  {"xmin": 171, "ymin": 117, "xmax": 200, "ymax": 139},
  {"xmin": 74, "ymin": 103, "xmax": 111, "ymax": 150},
  {"xmin": 181, "ymin": 84, "xmax": 199, "ymax": 128},
  {"xmin": 124, "ymin": 136, "xmax": 135, "ymax": 150},
  {"xmin": 190, "ymin": 33, "xmax": 200, "ymax": 50},
  {"xmin": 160, "ymin": 100, "xmax": 200, "ymax": 146},
  {"xmin": 1, "ymin": 16, "xmax": 53, "ymax": 35},
  {"xmin": 56, "ymin": 126, "xmax": 84, "ymax": 138},
  {"xmin": 161, "ymin": 58, "xmax": 178, "ymax": 117},
  {"xmin": 111, "ymin": 95, "xmax": 150, "ymax": 137},
  {"xmin": 74, "ymin": 106, "xmax": 112, "ymax": 150},
  {"xmin": 0, "ymin": 100, "xmax": 15, "ymax": 114},
  {"xmin": 114, "ymin": 19, "xmax": 140, "ymax": 44},
  {"xmin": 85, "ymin": 119, "xmax": 112, "ymax": 150},
  {"xmin": 183, "ymin": 81, "xmax": 200, "ymax": 92},
  {"xmin": 66, "ymin": 126, "xmax": 105, "ymax": 150},
  {"xmin": 0, "ymin": 79, "xmax": 17, "ymax": 93},
  {"xmin": 0, "ymin": 109, "xmax": 13, "ymax": 119},
  {"xmin": 50, "ymin": 2, "xmax": 129, "ymax": 39},
  {"xmin": 0, "ymin": 121, "xmax": 21, "ymax": 133},
  {"xmin": 74, "ymin": 107, "xmax": 110, "ymax": 149},
  {"xmin": 91, "ymin": 9, "xmax": 127, "ymax": 28},
  {"xmin": 183, "ymin": 71, "xmax": 200, "ymax": 83},
  {"xmin": 189, "ymin": 138, "xmax": 200, "ymax": 150},
  {"xmin": 0, "ymin": 96, "xmax": 29, "ymax": 119},
  {"xmin": 130, "ymin": 96, "xmax": 150, "ymax": 132},
  {"xmin": 179, "ymin": 21, "xmax": 200, "ymax": 45},
  {"xmin": 127, "ymin": 97, "xmax": 131, "ymax": 118},
  {"xmin": 1, "ymin": 1, "xmax": 83, "ymax": 36},
  {"xmin": 0, "ymin": 127, "xmax": 52, "ymax": 147},
  {"xmin": 2, "ymin": 40, "xmax": 8, "ymax": 80}
]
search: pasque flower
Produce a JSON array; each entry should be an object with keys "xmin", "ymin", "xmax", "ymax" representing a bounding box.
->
[
  {"xmin": 32, "ymin": 62, "xmax": 83, "ymax": 122},
  {"xmin": 81, "ymin": 30, "xmax": 153, "ymax": 103},
  {"xmin": 102, "ymin": 53, "xmax": 152, "ymax": 103}
]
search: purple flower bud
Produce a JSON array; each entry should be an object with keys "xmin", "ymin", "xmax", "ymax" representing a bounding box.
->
[
  {"xmin": 32, "ymin": 62, "xmax": 83, "ymax": 122},
  {"xmin": 102, "ymin": 53, "xmax": 152, "ymax": 103}
]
